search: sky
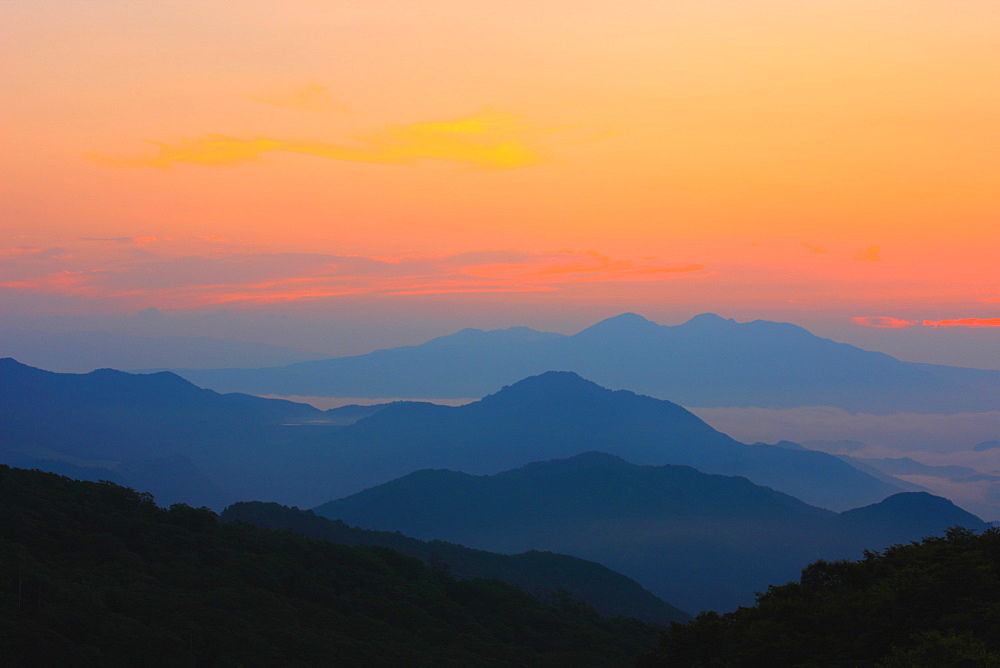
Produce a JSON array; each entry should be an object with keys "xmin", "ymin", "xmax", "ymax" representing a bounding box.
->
[{"xmin": 2, "ymin": 0, "xmax": 998, "ymax": 368}]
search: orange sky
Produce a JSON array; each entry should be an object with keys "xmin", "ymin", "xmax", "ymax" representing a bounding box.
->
[{"xmin": 2, "ymin": 1, "xmax": 998, "ymax": 365}]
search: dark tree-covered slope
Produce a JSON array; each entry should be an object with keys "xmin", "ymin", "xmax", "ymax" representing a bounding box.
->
[
  {"xmin": 222, "ymin": 501, "xmax": 689, "ymax": 624},
  {"xmin": 639, "ymin": 527, "xmax": 1000, "ymax": 666},
  {"xmin": 0, "ymin": 466, "xmax": 661, "ymax": 667}
]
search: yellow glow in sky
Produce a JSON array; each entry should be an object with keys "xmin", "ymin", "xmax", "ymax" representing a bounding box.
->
[{"xmin": 1, "ymin": 0, "xmax": 997, "ymax": 350}]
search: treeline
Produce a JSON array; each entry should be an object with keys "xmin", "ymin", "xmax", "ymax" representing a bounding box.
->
[
  {"xmin": 640, "ymin": 527, "xmax": 1000, "ymax": 666},
  {"xmin": 0, "ymin": 466, "xmax": 659, "ymax": 666}
]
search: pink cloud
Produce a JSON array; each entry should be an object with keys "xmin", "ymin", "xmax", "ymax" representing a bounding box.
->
[
  {"xmin": 852, "ymin": 316, "xmax": 918, "ymax": 329},
  {"xmin": 853, "ymin": 316, "xmax": 1000, "ymax": 329},
  {"xmin": 921, "ymin": 318, "xmax": 1000, "ymax": 328},
  {"xmin": 79, "ymin": 236, "xmax": 158, "ymax": 245},
  {"xmin": 0, "ymin": 247, "xmax": 45, "ymax": 257},
  {"xmin": 0, "ymin": 248, "xmax": 708, "ymax": 309}
]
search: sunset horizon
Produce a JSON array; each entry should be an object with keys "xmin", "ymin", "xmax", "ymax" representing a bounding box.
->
[{"xmin": 3, "ymin": 1, "xmax": 997, "ymax": 371}]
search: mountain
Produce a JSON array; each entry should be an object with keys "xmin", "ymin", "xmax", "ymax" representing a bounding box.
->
[
  {"xmin": 974, "ymin": 440, "xmax": 1000, "ymax": 451},
  {"xmin": 279, "ymin": 371, "xmax": 906, "ymax": 510},
  {"xmin": 314, "ymin": 452, "xmax": 987, "ymax": 613},
  {"xmin": 0, "ymin": 327, "xmax": 320, "ymax": 372},
  {"xmin": 850, "ymin": 456, "xmax": 978, "ymax": 479},
  {"xmin": 0, "ymin": 465, "xmax": 661, "ymax": 666},
  {"xmin": 0, "ymin": 357, "xmax": 323, "ymax": 506},
  {"xmin": 222, "ymin": 500, "xmax": 689, "ymax": 624},
  {"xmin": 167, "ymin": 313, "xmax": 1000, "ymax": 413},
  {"xmin": 0, "ymin": 360, "xmax": 906, "ymax": 511}
]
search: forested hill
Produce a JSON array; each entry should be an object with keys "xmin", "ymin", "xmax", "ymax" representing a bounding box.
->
[
  {"xmin": 0, "ymin": 466, "xmax": 661, "ymax": 666},
  {"xmin": 639, "ymin": 527, "xmax": 1000, "ymax": 666},
  {"xmin": 222, "ymin": 500, "xmax": 689, "ymax": 624}
]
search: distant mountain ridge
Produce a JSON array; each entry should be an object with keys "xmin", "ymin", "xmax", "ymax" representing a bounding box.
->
[
  {"xmin": 0, "ymin": 360, "xmax": 907, "ymax": 511},
  {"xmin": 167, "ymin": 313, "xmax": 1000, "ymax": 414},
  {"xmin": 0, "ymin": 357, "xmax": 322, "ymax": 506},
  {"xmin": 279, "ymin": 370, "xmax": 906, "ymax": 510},
  {"xmin": 0, "ymin": 328, "xmax": 321, "ymax": 372},
  {"xmin": 315, "ymin": 452, "xmax": 987, "ymax": 613}
]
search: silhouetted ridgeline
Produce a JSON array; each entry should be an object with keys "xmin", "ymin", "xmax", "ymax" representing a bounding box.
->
[
  {"xmin": 0, "ymin": 359, "xmax": 906, "ymax": 511},
  {"xmin": 639, "ymin": 527, "xmax": 1000, "ymax": 666},
  {"xmin": 0, "ymin": 466, "xmax": 661, "ymax": 666},
  {"xmin": 315, "ymin": 452, "xmax": 986, "ymax": 614},
  {"xmin": 222, "ymin": 501, "xmax": 689, "ymax": 624},
  {"xmin": 169, "ymin": 313, "xmax": 1000, "ymax": 413}
]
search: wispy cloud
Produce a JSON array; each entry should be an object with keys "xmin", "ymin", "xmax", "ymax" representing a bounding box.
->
[
  {"xmin": 852, "ymin": 316, "xmax": 918, "ymax": 329},
  {"xmin": 89, "ymin": 113, "xmax": 550, "ymax": 171},
  {"xmin": 922, "ymin": 318, "xmax": 1000, "ymax": 328},
  {"xmin": 0, "ymin": 247, "xmax": 46, "ymax": 257},
  {"xmin": 0, "ymin": 248, "xmax": 707, "ymax": 309},
  {"xmin": 853, "ymin": 316, "xmax": 1000, "ymax": 329},
  {"xmin": 854, "ymin": 245, "xmax": 881, "ymax": 262},
  {"xmin": 800, "ymin": 242, "xmax": 828, "ymax": 254},
  {"xmin": 80, "ymin": 236, "xmax": 158, "ymax": 245}
]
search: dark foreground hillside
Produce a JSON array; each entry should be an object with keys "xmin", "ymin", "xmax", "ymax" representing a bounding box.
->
[
  {"xmin": 0, "ymin": 466, "xmax": 661, "ymax": 666},
  {"xmin": 223, "ymin": 501, "xmax": 689, "ymax": 624},
  {"xmin": 640, "ymin": 527, "xmax": 1000, "ymax": 666}
]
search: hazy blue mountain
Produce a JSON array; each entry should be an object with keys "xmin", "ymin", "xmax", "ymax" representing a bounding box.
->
[
  {"xmin": 278, "ymin": 371, "xmax": 906, "ymax": 510},
  {"xmin": 8, "ymin": 454, "xmax": 231, "ymax": 509},
  {"xmin": 974, "ymin": 439, "xmax": 1000, "ymax": 451},
  {"xmin": 168, "ymin": 313, "xmax": 1000, "ymax": 413},
  {"xmin": 314, "ymin": 452, "xmax": 987, "ymax": 613},
  {"xmin": 222, "ymin": 500, "xmax": 690, "ymax": 624},
  {"xmin": 801, "ymin": 439, "xmax": 868, "ymax": 453},
  {"xmin": 832, "ymin": 490, "xmax": 985, "ymax": 542},
  {"xmin": 831, "ymin": 455, "xmax": 928, "ymax": 492},
  {"xmin": 852, "ymin": 456, "xmax": 978, "ymax": 479},
  {"xmin": 0, "ymin": 360, "xmax": 905, "ymax": 511},
  {"xmin": 0, "ymin": 357, "xmax": 325, "ymax": 506},
  {"xmin": 0, "ymin": 328, "xmax": 321, "ymax": 373}
]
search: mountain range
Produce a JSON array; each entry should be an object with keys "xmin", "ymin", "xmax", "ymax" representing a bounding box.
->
[
  {"xmin": 2, "ymin": 357, "xmax": 987, "ymax": 613},
  {"xmin": 1, "ymin": 359, "xmax": 907, "ymax": 511},
  {"xmin": 278, "ymin": 370, "xmax": 907, "ymax": 510},
  {"xmin": 314, "ymin": 452, "xmax": 986, "ymax": 613},
  {"xmin": 166, "ymin": 313, "xmax": 1000, "ymax": 413}
]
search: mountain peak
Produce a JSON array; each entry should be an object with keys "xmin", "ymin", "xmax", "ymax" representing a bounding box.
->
[
  {"xmin": 572, "ymin": 312, "xmax": 663, "ymax": 339},
  {"xmin": 506, "ymin": 370, "xmax": 603, "ymax": 391},
  {"xmin": 510, "ymin": 451, "xmax": 632, "ymax": 474},
  {"xmin": 481, "ymin": 371, "xmax": 612, "ymax": 405},
  {"xmin": 839, "ymin": 491, "xmax": 986, "ymax": 531},
  {"xmin": 681, "ymin": 313, "xmax": 736, "ymax": 327}
]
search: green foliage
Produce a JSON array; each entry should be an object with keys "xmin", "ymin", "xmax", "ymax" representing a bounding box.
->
[
  {"xmin": 0, "ymin": 466, "xmax": 660, "ymax": 666},
  {"xmin": 640, "ymin": 526, "xmax": 1000, "ymax": 667}
]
